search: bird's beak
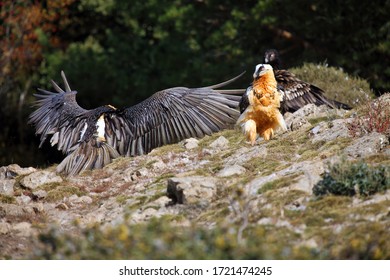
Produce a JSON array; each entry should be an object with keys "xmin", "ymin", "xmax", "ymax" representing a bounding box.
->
[{"xmin": 253, "ymin": 65, "xmax": 268, "ymax": 79}]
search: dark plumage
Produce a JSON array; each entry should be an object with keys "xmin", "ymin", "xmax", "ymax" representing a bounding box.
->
[
  {"xmin": 264, "ymin": 49, "xmax": 352, "ymax": 113},
  {"xmin": 29, "ymin": 71, "xmax": 243, "ymax": 175}
]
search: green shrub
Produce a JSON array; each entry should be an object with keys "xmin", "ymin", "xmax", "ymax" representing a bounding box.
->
[
  {"xmin": 313, "ymin": 160, "xmax": 389, "ymax": 196},
  {"xmin": 291, "ymin": 63, "xmax": 374, "ymax": 107}
]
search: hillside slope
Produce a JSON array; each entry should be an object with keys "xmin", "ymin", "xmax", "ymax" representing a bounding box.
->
[{"xmin": 1, "ymin": 93, "xmax": 389, "ymax": 259}]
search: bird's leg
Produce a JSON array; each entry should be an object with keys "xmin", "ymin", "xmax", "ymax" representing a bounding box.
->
[
  {"xmin": 244, "ymin": 119, "xmax": 257, "ymax": 145},
  {"xmin": 262, "ymin": 128, "xmax": 274, "ymax": 141}
]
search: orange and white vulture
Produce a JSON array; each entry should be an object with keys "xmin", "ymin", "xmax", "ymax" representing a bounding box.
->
[
  {"xmin": 263, "ymin": 49, "xmax": 351, "ymax": 113},
  {"xmin": 29, "ymin": 71, "xmax": 243, "ymax": 175},
  {"xmin": 237, "ymin": 64, "xmax": 287, "ymax": 144}
]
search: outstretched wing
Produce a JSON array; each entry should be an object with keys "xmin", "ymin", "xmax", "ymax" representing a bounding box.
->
[
  {"xmin": 30, "ymin": 72, "xmax": 243, "ymax": 175},
  {"xmin": 275, "ymin": 70, "xmax": 351, "ymax": 113},
  {"xmin": 118, "ymin": 84, "xmax": 241, "ymax": 156},
  {"xmin": 29, "ymin": 71, "xmax": 88, "ymax": 151},
  {"xmin": 29, "ymin": 72, "xmax": 121, "ymax": 175}
]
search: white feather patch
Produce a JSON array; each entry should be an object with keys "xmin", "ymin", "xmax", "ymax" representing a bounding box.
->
[
  {"xmin": 96, "ymin": 115, "xmax": 106, "ymax": 142},
  {"xmin": 79, "ymin": 123, "xmax": 88, "ymax": 142}
]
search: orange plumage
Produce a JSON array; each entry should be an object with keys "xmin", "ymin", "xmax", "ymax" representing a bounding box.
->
[{"xmin": 237, "ymin": 64, "xmax": 287, "ymax": 144}]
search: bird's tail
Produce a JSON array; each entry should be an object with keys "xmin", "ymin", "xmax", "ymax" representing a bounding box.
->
[
  {"xmin": 310, "ymin": 85, "xmax": 352, "ymax": 110},
  {"xmin": 329, "ymin": 99, "xmax": 352, "ymax": 110},
  {"xmin": 56, "ymin": 141, "xmax": 120, "ymax": 176}
]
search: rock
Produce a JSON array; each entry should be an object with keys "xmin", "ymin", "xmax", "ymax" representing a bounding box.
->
[
  {"xmin": 0, "ymin": 179, "xmax": 15, "ymax": 195},
  {"xmin": 32, "ymin": 190, "xmax": 48, "ymax": 200},
  {"xmin": 217, "ymin": 164, "xmax": 246, "ymax": 177},
  {"xmin": 183, "ymin": 138, "xmax": 199, "ymax": 150},
  {"xmin": 0, "ymin": 221, "xmax": 11, "ymax": 234},
  {"xmin": 246, "ymin": 173, "xmax": 278, "ymax": 195},
  {"xmin": 0, "ymin": 167, "xmax": 7, "ymax": 180},
  {"xmin": 209, "ymin": 136, "xmax": 229, "ymax": 150},
  {"xmin": 7, "ymin": 164, "xmax": 36, "ymax": 177},
  {"xmin": 130, "ymin": 170, "xmax": 141, "ymax": 181},
  {"xmin": 20, "ymin": 171, "xmax": 63, "ymax": 190},
  {"xmin": 311, "ymin": 119, "xmax": 352, "ymax": 143},
  {"xmin": 33, "ymin": 203, "xmax": 45, "ymax": 214},
  {"xmin": 167, "ymin": 176, "xmax": 217, "ymax": 204},
  {"xmin": 345, "ymin": 132, "xmax": 389, "ymax": 158},
  {"xmin": 67, "ymin": 195, "xmax": 93, "ymax": 204},
  {"xmin": 224, "ymin": 146, "xmax": 267, "ymax": 166},
  {"xmin": 291, "ymin": 104, "xmax": 325, "ymax": 118},
  {"xmin": 0, "ymin": 204, "xmax": 34, "ymax": 217},
  {"xmin": 0, "ymin": 164, "xmax": 36, "ymax": 179},
  {"xmin": 246, "ymin": 160, "xmax": 325, "ymax": 194},
  {"xmin": 12, "ymin": 222, "xmax": 33, "ymax": 237},
  {"xmin": 131, "ymin": 208, "xmax": 159, "ymax": 223},
  {"xmin": 286, "ymin": 115, "xmax": 310, "ymax": 131},
  {"xmin": 16, "ymin": 194, "xmax": 32, "ymax": 205},
  {"xmin": 151, "ymin": 160, "xmax": 167, "ymax": 170},
  {"xmin": 55, "ymin": 203, "xmax": 69, "ymax": 210}
]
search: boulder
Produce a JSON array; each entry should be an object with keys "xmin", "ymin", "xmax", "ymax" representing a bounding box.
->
[
  {"xmin": 20, "ymin": 171, "xmax": 63, "ymax": 190},
  {"xmin": 167, "ymin": 176, "xmax": 217, "ymax": 204}
]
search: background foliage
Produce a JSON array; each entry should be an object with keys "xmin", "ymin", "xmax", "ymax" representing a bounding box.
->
[{"xmin": 1, "ymin": 0, "xmax": 389, "ymax": 167}]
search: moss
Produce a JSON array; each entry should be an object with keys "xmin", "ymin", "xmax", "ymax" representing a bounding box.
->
[
  {"xmin": 37, "ymin": 182, "xmax": 62, "ymax": 192},
  {"xmin": 307, "ymin": 114, "xmax": 339, "ymax": 126},
  {"xmin": 116, "ymin": 195, "xmax": 128, "ymax": 205},
  {"xmin": 0, "ymin": 194, "xmax": 16, "ymax": 204},
  {"xmin": 149, "ymin": 143, "xmax": 185, "ymax": 156},
  {"xmin": 197, "ymin": 129, "xmax": 242, "ymax": 148},
  {"xmin": 259, "ymin": 173, "xmax": 302, "ymax": 194},
  {"xmin": 353, "ymin": 200, "xmax": 390, "ymax": 218},
  {"xmin": 302, "ymin": 196, "xmax": 352, "ymax": 226},
  {"xmin": 242, "ymin": 157, "xmax": 283, "ymax": 176},
  {"xmin": 364, "ymin": 154, "xmax": 390, "ymax": 165},
  {"xmin": 45, "ymin": 186, "xmax": 86, "ymax": 202}
]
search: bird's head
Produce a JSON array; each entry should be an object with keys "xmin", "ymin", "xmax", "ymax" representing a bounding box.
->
[
  {"xmin": 253, "ymin": 64, "xmax": 273, "ymax": 79},
  {"xmin": 264, "ymin": 49, "xmax": 281, "ymax": 69}
]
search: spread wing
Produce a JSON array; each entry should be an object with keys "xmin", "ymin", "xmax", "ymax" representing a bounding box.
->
[
  {"xmin": 29, "ymin": 72, "xmax": 242, "ymax": 175},
  {"xmin": 29, "ymin": 72, "xmax": 121, "ymax": 175},
  {"xmin": 238, "ymin": 86, "xmax": 252, "ymax": 114},
  {"xmin": 275, "ymin": 70, "xmax": 351, "ymax": 113},
  {"xmin": 118, "ymin": 85, "xmax": 241, "ymax": 157}
]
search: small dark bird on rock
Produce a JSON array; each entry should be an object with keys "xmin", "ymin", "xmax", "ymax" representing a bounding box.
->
[
  {"xmin": 264, "ymin": 49, "xmax": 352, "ymax": 113},
  {"xmin": 29, "ymin": 71, "xmax": 244, "ymax": 175}
]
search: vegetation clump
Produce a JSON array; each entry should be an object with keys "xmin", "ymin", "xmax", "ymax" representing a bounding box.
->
[
  {"xmin": 347, "ymin": 94, "xmax": 390, "ymax": 138},
  {"xmin": 313, "ymin": 160, "xmax": 389, "ymax": 197}
]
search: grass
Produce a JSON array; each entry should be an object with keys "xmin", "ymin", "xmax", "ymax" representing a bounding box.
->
[
  {"xmin": 45, "ymin": 185, "xmax": 86, "ymax": 202},
  {"xmin": 258, "ymin": 173, "xmax": 302, "ymax": 194},
  {"xmin": 0, "ymin": 194, "xmax": 16, "ymax": 204}
]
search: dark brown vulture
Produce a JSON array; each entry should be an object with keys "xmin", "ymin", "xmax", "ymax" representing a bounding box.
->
[
  {"xmin": 264, "ymin": 49, "xmax": 352, "ymax": 113},
  {"xmin": 29, "ymin": 71, "xmax": 243, "ymax": 175}
]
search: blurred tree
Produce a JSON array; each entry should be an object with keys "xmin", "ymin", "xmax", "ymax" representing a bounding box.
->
[{"xmin": 0, "ymin": 0, "xmax": 76, "ymax": 166}]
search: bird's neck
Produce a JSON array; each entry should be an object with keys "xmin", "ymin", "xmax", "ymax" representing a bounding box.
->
[{"xmin": 253, "ymin": 72, "xmax": 277, "ymax": 95}]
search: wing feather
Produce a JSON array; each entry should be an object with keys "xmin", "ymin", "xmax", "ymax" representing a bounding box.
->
[{"xmin": 30, "ymin": 72, "xmax": 243, "ymax": 175}]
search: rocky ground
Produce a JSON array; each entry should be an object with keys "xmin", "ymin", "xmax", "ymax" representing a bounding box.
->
[{"xmin": 0, "ymin": 97, "xmax": 389, "ymax": 259}]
